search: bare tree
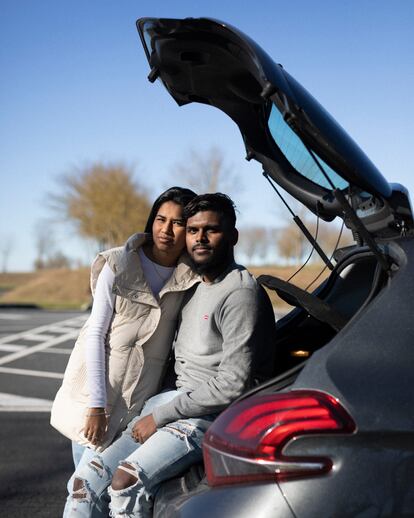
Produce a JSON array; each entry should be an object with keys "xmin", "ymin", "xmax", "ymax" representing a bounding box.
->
[
  {"xmin": 172, "ymin": 146, "xmax": 242, "ymax": 194},
  {"xmin": 34, "ymin": 221, "xmax": 55, "ymax": 269},
  {"xmin": 0, "ymin": 235, "xmax": 15, "ymax": 273},
  {"xmin": 238, "ymin": 226, "xmax": 269, "ymax": 264},
  {"xmin": 33, "ymin": 222, "xmax": 72, "ymax": 270},
  {"xmin": 276, "ymin": 211, "xmax": 354, "ymax": 264},
  {"xmin": 276, "ymin": 223, "xmax": 310, "ymax": 264},
  {"xmin": 270, "ymin": 191, "xmax": 312, "ymax": 263},
  {"xmin": 307, "ymin": 220, "xmax": 354, "ymax": 262},
  {"xmin": 46, "ymin": 251, "xmax": 72, "ymax": 269},
  {"xmin": 49, "ymin": 162, "xmax": 151, "ymax": 249}
]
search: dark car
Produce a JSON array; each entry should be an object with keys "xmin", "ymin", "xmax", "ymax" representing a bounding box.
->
[{"xmin": 136, "ymin": 17, "xmax": 414, "ymax": 517}]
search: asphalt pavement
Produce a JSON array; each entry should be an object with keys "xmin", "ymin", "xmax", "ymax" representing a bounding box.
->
[{"xmin": 0, "ymin": 308, "xmax": 88, "ymax": 517}]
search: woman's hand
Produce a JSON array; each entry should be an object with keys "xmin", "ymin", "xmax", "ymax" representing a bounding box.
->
[{"xmin": 84, "ymin": 408, "xmax": 108, "ymax": 446}]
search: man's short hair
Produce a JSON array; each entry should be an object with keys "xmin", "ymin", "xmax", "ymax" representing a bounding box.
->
[{"xmin": 183, "ymin": 193, "xmax": 237, "ymax": 227}]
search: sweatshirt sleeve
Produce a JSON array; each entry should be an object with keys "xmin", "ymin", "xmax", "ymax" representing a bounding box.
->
[
  {"xmin": 152, "ymin": 287, "xmax": 259, "ymax": 427},
  {"xmin": 86, "ymin": 262, "xmax": 115, "ymax": 408}
]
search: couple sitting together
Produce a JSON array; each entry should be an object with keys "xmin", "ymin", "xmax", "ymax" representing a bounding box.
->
[{"xmin": 51, "ymin": 187, "xmax": 277, "ymax": 517}]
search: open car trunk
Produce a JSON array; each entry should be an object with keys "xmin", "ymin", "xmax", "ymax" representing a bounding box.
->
[{"xmin": 137, "ymin": 17, "xmax": 413, "ymax": 241}]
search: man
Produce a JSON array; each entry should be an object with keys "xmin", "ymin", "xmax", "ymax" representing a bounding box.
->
[{"xmin": 66, "ymin": 193, "xmax": 276, "ymax": 517}]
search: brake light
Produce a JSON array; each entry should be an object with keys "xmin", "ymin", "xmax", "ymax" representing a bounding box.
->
[{"xmin": 203, "ymin": 390, "xmax": 356, "ymax": 486}]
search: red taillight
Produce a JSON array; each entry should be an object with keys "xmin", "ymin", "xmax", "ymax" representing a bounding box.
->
[{"xmin": 203, "ymin": 390, "xmax": 356, "ymax": 486}]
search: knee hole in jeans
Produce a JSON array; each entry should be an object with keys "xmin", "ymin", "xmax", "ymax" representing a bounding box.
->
[
  {"xmin": 111, "ymin": 462, "xmax": 140, "ymax": 491},
  {"xmin": 72, "ymin": 478, "xmax": 88, "ymax": 500}
]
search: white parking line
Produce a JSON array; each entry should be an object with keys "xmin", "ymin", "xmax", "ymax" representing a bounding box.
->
[
  {"xmin": 0, "ymin": 345, "xmax": 72, "ymax": 354},
  {"xmin": 0, "ymin": 366, "xmax": 64, "ymax": 379},
  {"xmin": 20, "ymin": 333, "xmax": 60, "ymax": 341},
  {"xmin": 40, "ymin": 347, "xmax": 72, "ymax": 355},
  {"xmin": 0, "ymin": 315, "xmax": 87, "ymax": 345},
  {"xmin": 0, "ymin": 344, "xmax": 25, "ymax": 352},
  {"xmin": 45, "ymin": 326, "xmax": 84, "ymax": 333},
  {"xmin": 0, "ymin": 315, "xmax": 87, "ymax": 366},
  {"xmin": 0, "ymin": 392, "xmax": 52, "ymax": 412},
  {"xmin": 0, "ymin": 315, "xmax": 86, "ymax": 412},
  {"xmin": 0, "ymin": 331, "xmax": 80, "ymax": 366}
]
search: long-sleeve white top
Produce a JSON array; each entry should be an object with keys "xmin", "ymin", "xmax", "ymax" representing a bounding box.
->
[{"xmin": 85, "ymin": 248, "xmax": 174, "ymax": 408}]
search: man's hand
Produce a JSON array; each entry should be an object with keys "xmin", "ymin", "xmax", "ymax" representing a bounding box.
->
[{"xmin": 131, "ymin": 414, "xmax": 157, "ymax": 443}]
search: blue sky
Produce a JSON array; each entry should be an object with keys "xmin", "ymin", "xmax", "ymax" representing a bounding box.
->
[{"xmin": 1, "ymin": 0, "xmax": 413, "ymax": 271}]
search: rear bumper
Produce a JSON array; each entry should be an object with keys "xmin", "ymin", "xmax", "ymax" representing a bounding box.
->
[{"xmin": 154, "ymin": 478, "xmax": 295, "ymax": 518}]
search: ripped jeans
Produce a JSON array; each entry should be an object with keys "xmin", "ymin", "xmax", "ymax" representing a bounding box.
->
[{"xmin": 63, "ymin": 390, "xmax": 214, "ymax": 517}]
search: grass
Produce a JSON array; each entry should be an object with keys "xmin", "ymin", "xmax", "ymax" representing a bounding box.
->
[
  {"xmin": 0, "ymin": 268, "xmax": 91, "ymax": 309},
  {"xmin": 0, "ymin": 263, "xmax": 330, "ymax": 310}
]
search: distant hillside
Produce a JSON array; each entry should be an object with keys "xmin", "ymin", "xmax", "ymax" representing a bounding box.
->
[
  {"xmin": 0, "ymin": 265, "xmax": 329, "ymax": 310},
  {"xmin": 0, "ymin": 268, "xmax": 91, "ymax": 309}
]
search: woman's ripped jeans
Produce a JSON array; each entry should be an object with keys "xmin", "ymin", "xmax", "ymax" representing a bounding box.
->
[{"xmin": 63, "ymin": 390, "xmax": 214, "ymax": 518}]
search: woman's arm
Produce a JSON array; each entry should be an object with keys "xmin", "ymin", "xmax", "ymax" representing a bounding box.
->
[{"xmin": 84, "ymin": 262, "xmax": 115, "ymax": 445}]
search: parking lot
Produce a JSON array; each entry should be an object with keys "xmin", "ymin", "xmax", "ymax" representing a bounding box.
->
[{"xmin": 0, "ymin": 309, "xmax": 88, "ymax": 516}]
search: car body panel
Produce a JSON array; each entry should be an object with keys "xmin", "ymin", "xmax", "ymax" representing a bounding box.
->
[
  {"xmin": 293, "ymin": 238, "xmax": 414, "ymax": 431},
  {"xmin": 155, "ymin": 476, "xmax": 295, "ymax": 518},
  {"xmin": 280, "ymin": 435, "xmax": 414, "ymax": 517},
  {"xmin": 168, "ymin": 435, "xmax": 414, "ymax": 518}
]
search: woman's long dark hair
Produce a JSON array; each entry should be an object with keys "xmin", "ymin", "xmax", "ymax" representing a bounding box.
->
[{"xmin": 144, "ymin": 186, "xmax": 197, "ymax": 234}]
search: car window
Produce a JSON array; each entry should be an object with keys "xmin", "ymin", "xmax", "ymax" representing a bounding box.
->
[
  {"xmin": 140, "ymin": 20, "xmax": 156, "ymax": 57},
  {"xmin": 267, "ymin": 104, "xmax": 348, "ymax": 191}
]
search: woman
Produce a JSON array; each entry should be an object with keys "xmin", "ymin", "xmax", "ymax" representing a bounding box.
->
[{"xmin": 50, "ymin": 186, "xmax": 198, "ymax": 466}]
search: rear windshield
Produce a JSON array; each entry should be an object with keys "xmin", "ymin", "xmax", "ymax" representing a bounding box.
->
[{"xmin": 268, "ymin": 104, "xmax": 348, "ymax": 191}]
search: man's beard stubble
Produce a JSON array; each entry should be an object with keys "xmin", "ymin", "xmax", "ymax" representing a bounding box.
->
[{"xmin": 189, "ymin": 245, "xmax": 232, "ymax": 276}]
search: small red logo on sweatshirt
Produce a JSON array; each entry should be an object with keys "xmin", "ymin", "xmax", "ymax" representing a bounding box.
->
[{"xmin": 203, "ymin": 314, "xmax": 209, "ymax": 320}]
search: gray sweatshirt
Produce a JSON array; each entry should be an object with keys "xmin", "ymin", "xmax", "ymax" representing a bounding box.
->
[{"xmin": 152, "ymin": 263, "xmax": 276, "ymax": 427}]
